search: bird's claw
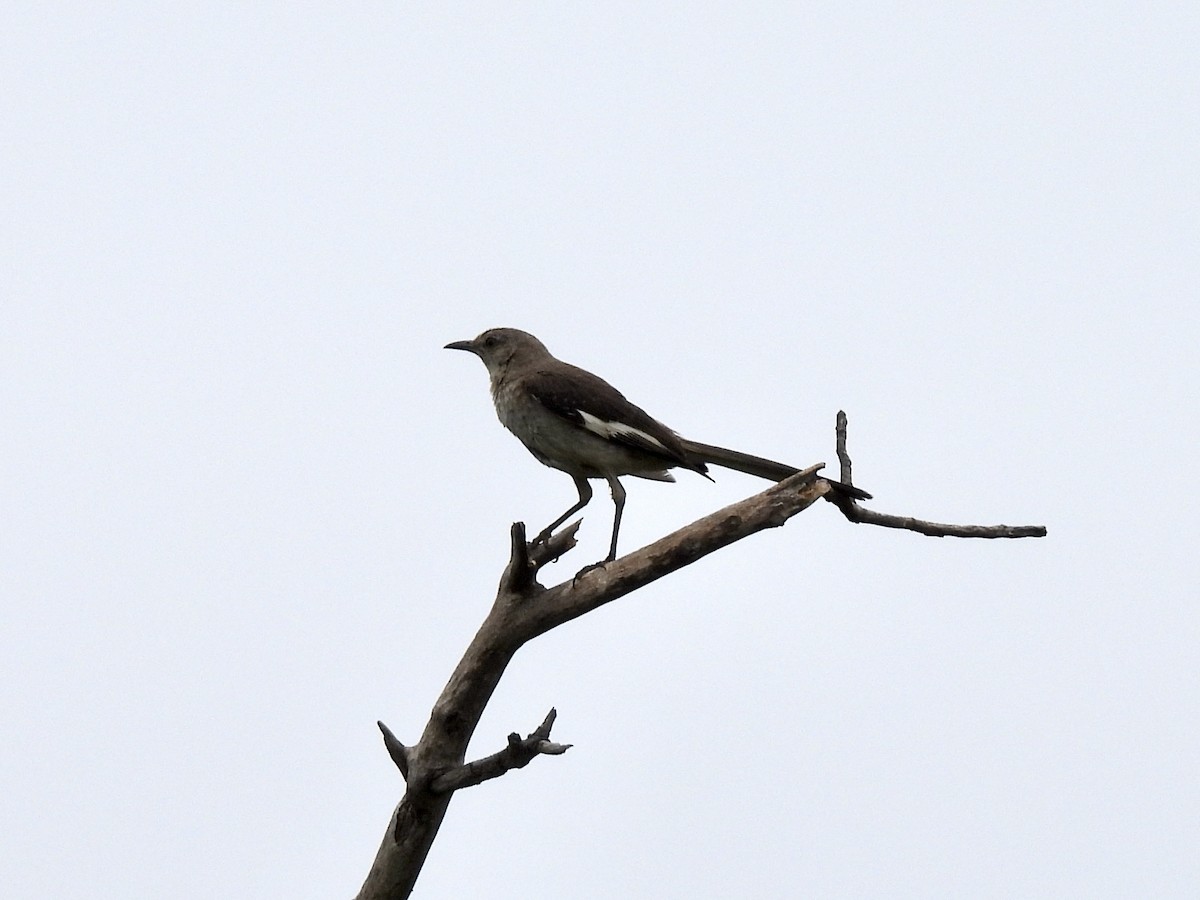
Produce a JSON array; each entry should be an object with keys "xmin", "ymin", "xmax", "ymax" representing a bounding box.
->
[{"xmin": 572, "ymin": 558, "xmax": 612, "ymax": 584}]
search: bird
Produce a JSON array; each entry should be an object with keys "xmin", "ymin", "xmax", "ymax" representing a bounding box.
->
[{"xmin": 445, "ymin": 327, "xmax": 870, "ymax": 564}]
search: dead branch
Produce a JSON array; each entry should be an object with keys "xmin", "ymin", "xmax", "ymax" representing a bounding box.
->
[
  {"xmin": 828, "ymin": 409, "xmax": 1047, "ymax": 538},
  {"xmin": 355, "ymin": 467, "xmax": 832, "ymax": 900},
  {"xmin": 376, "ymin": 722, "xmax": 409, "ymax": 781},
  {"xmin": 431, "ymin": 708, "xmax": 571, "ymax": 793},
  {"xmin": 832, "ymin": 502, "xmax": 1047, "ymax": 538},
  {"xmin": 355, "ymin": 414, "xmax": 1046, "ymax": 899}
]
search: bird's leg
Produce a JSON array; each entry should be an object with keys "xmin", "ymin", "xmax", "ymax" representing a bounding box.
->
[
  {"xmin": 532, "ymin": 475, "xmax": 593, "ymax": 545},
  {"xmin": 604, "ymin": 475, "xmax": 626, "ymax": 562},
  {"xmin": 573, "ymin": 475, "xmax": 626, "ymax": 581}
]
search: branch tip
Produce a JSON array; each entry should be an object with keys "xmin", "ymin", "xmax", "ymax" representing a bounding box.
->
[
  {"xmin": 835, "ymin": 410, "xmax": 853, "ymax": 486},
  {"xmin": 501, "ymin": 522, "xmax": 537, "ymax": 593},
  {"xmin": 527, "ymin": 521, "xmax": 580, "ymax": 571},
  {"xmin": 377, "ymin": 720, "xmax": 410, "ymax": 780}
]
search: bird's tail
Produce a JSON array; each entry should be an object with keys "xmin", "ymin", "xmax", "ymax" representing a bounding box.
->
[{"xmin": 680, "ymin": 439, "xmax": 873, "ymax": 501}]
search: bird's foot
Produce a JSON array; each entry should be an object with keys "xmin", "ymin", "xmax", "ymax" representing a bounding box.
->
[
  {"xmin": 530, "ymin": 528, "xmax": 555, "ymax": 547},
  {"xmin": 526, "ymin": 520, "xmax": 584, "ymax": 568},
  {"xmin": 572, "ymin": 557, "xmax": 612, "ymax": 584}
]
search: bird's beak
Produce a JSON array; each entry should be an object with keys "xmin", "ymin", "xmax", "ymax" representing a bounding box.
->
[{"xmin": 444, "ymin": 339, "xmax": 476, "ymax": 353}]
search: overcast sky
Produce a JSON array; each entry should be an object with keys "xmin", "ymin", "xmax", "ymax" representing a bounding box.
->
[{"xmin": 3, "ymin": 4, "xmax": 1197, "ymax": 898}]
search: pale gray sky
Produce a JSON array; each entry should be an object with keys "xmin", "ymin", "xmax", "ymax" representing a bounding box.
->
[{"xmin": 3, "ymin": 4, "xmax": 1197, "ymax": 898}]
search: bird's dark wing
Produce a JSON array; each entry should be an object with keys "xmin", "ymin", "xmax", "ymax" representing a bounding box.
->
[{"xmin": 523, "ymin": 364, "xmax": 706, "ymax": 473}]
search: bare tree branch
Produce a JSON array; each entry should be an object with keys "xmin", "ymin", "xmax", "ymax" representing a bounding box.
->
[
  {"xmin": 355, "ymin": 467, "xmax": 833, "ymax": 900},
  {"xmin": 832, "ymin": 502, "xmax": 1048, "ymax": 538},
  {"xmin": 521, "ymin": 520, "xmax": 581, "ymax": 579},
  {"xmin": 355, "ymin": 414, "xmax": 1047, "ymax": 899},
  {"xmin": 828, "ymin": 409, "xmax": 1047, "ymax": 538},
  {"xmin": 430, "ymin": 708, "xmax": 571, "ymax": 793},
  {"xmin": 836, "ymin": 409, "xmax": 854, "ymax": 486},
  {"xmin": 510, "ymin": 465, "xmax": 833, "ymax": 640}
]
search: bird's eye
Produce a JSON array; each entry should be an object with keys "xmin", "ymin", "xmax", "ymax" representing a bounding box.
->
[{"xmin": 484, "ymin": 335, "xmax": 499, "ymax": 347}]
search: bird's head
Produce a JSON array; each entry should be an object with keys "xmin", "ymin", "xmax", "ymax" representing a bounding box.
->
[{"xmin": 444, "ymin": 328, "xmax": 551, "ymax": 374}]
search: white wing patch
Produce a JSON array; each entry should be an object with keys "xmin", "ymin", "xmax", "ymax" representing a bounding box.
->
[{"xmin": 578, "ymin": 410, "xmax": 670, "ymax": 452}]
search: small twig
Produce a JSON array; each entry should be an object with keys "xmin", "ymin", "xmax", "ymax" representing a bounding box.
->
[
  {"xmin": 502, "ymin": 521, "xmax": 579, "ymax": 594},
  {"xmin": 833, "ymin": 501, "xmax": 1046, "ymax": 538},
  {"xmin": 430, "ymin": 708, "xmax": 572, "ymax": 793},
  {"xmin": 829, "ymin": 412, "xmax": 1046, "ymax": 538},
  {"xmin": 836, "ymin": 409, "xmax": 853, "ymax": 487},
  {"xmin": 527, "ymin": 521, "xmax": 580, "ymax": 572},
  {"xmin": 377, "ymin": 721, "xmax": 410, "ymax": 781}
]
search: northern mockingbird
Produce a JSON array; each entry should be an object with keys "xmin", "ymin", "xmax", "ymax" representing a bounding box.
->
[{"xmin": 446, "ymin": 327, "xmax": 871, "ymax": 563}]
